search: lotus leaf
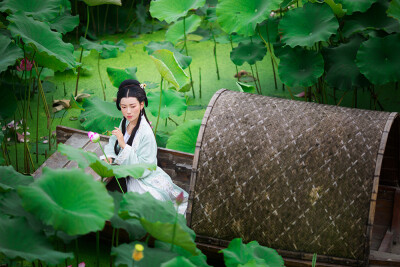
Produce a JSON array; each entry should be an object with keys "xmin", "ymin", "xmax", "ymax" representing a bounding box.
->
[
  {"xmin": 166, "ymin": 15, "xmax": 202, "ymax": 44},
  {"xmin": 0, "ymin": 217, "xmax": 73, "ymax": 264},
  {"xmin": 155, "ymin": 241, "xmax": 211, "ymax": 267},
  {"xmin": 112, "ymin": 242, "xmax": 178, "ymax": 267},
  {"xmin": 80, "ymin": 37, "xmax": 126, "ymax": 54},
  {"xmin": 150, "ymin": 49, "xmax": 190, "ymax": 92},
  {"xmin": 205, "ymin": 6, "xmax": 217, "ymax": 23},
  {"xmin": 0, "ymin": 35, "xmax": 23, "ymax": 74},
  {"xmin": 342, "ymin": 1, "xmax": 400, "ymax": 38},
  {"xmin": 220, "ymin": 238, "xmax": 284, "ymax": 267},
  {"xmin": 0, "ymin": 0, "xmax": 61, "ymax": 21},
  {"xmin": 279, "ymin": 3, "xmax": 339, "ymax": 48},
  {"xmin": 140, "ymin": 218, "xmax": 198, "ymax": 255},
  {"xmin": 0, "ymin": 83, "xmax": 18, "ymax": 120},
  {"xmin": 156, "ymin": 131, "xmax": 170, "ymax": 148},
  {"xmin": 278, "ymin": 47, "xmax": 324, "ymax": 87},
  {"xmin": 119, "ymin": 192, "xmax": 194, "ymax": 239},
  {"xmin": 166, "ymin": 119, "xmax": 201, "ymax": 154},
  {"xmin": 80, "ymin": 97, "xmax": 122, "ymax": 133},
  {"xmin": 82, "ymin": 0, "xmax": 121, "ymax": 6},
  {"xmin": 388, "ymin": 0, "xmax": 400, "ymax": 21},
  {"xmin": 18, "ymin": 167, "xmax": 114, "ymax": 235},
  {"xmin": 230, "ymin": 41, "xmax": 267, "ymax": 66},
  {"xmin": 356, "ymin": 33, "xmax": 400, "ymax": 85},
  {"xmin": 162, "ymin": 256, "xmax": 197, "ymax": 267},
  {"xmin": 8, "ymin": 12, "xmax": 77, "ymax": 71},
  {"xmin": 100, "ymin": 40, "xmax": 126, "ymax": 59},
  {"xmin": 57, "ymin": 143, "xmax": 156, "ymax": 179},
  {"xmin": 50, "ymin": 13, "xmax": 80, "ymax": 34},
  {"xmin": 236, "ymin": 81, "xmax": 256, "ymax": 94},
  {"xmin": 145, "ymin": 41, "xmax": 192, "ymax": 69},
  {"xmin": 336, "ymin": 0, "xmax": 378, "ymax": 14},
  {"xmin": 136, "ymin": 3, "xmax": 148, "ymax": 24},
  {"xmin": 317, "ymin": 0, "xmax": 346, "ymax": 17},
  {"xmin": 149, "ymin": 0, "xmax": 206, "ymax": 24},
  {"xmin": 323, "ymin": 36, "xmax": 370, "ymax": 90},
  {"xmin": 0, "ymin": 166, "xmax": 33, "ymax": 192},
  {"xmin": 107, "ymin": 67, "xmax": 138, "ymax": 88},
  {"xmin": 216, "ymin": 0, "xmax": 281, "ymax": 36},
  {"xmin": 147, "ymin": 89, "xmax": 187, "ymax": 119},
  {"xmin": 108, "ymin": 191, "xmax": 146, "ymax": 240}
]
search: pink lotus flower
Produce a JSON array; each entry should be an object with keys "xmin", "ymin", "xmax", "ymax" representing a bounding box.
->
[
  {"xmin": 16, "ymin": 59, "xmax": 34, "ymax": 72},
  {"xmin": 88, "ymin": 131, "xmax": 100, "ymax": 143},
  {"xmin": 68, "ymin": 262, "xmax": 85, "ymax": 267},
  {"xmin": 295, "ymin": 91, "xmax": 305, "ymax": 98}
]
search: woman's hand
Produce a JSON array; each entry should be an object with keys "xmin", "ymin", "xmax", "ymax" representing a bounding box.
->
[
  {"xmin": 112, "ymin": 127, "xmax": 126, "ymax": 149},
  {"xmin": 104, "ymin": 157, "xmax": 113, "ymax": 164}
]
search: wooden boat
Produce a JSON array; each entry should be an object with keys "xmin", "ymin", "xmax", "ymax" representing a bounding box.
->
[{"xmin": 33, "ymin": 124, "xmax": 400, "ymax": 266}]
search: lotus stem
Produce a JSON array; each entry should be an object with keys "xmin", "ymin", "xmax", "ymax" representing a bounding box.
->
[
  {"xmin": 98, "ymin": 55, "xmax": 106, "ymax": 101},
  {"xmin": 249, "ymin": 65, "xmax": 260, "ymax": 94},
  {"xmin": 154, "ymin": 77, "xmax": 163, "ymax": 135},
  {"xmin": 103, "ymin": 5, "xmax": 109, "ymax": 34},
  {"xmin": 199, "ymin": 67, "xmax": 202, "ymax": 98},
  {"xmin": 91, "ymin": 7, "xmax": 97, "ymax": 35},
  {"xmin": 75, "ymin": 6, "xmax": 90, "ymax": 97},
  {"xmin": 75, "ymin": 238, "xmax": 79, "ymax": 267},
  {"xmin": 183, "ymin": 16, "xmax": 195, "ymax": 98},
  {"xmin": 116, "ymin": 6, "xmax": 119, "ymax": 33},
  {"xmin": 254, "ymin": 62, "xmax": 262, "ymax": 94},
  {"xmin": 210, "ymin": 26, "xmax": 220, "ymax": 80},
  {"xmin": 170, "ymin": 212, "xmax": 178, "ymax": 251},
  {"xmin": 354, "ymin": 87, "xmax": 357, "ymax": 108},
  {"xmin": 229, "ymin": 34, "xmax": 239, "ymax": 80},
  {"xmin": 36, "ymin": 88, "xmax": 39, "ymax": 163},
  {"xmin": 257, "ymin": 24, "xmax": 278, "ymax": 89},
  {"xmin": 116, "ymin": 229, "xmax": 119, "ymax": 246},
  {"xmin": 99, "ymin": 141, "xmax": 124, "ymax": 193},
  {"xmin": 97, "ymin": 6, "xmax": 100, "ymax": 36},
  {"xmin": 13, "ymin": 114, "xmax": 18, "ymax": 172},
  {"xmin": 110, "ymin": 227, "xmax": 115, "ymax": 267}
]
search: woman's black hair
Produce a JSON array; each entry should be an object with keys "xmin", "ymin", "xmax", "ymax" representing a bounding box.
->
[{"xmin": 114, "ymin": 79, "xmax": 151, "ymax": 155}]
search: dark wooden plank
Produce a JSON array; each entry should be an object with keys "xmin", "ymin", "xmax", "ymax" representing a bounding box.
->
[{"xmin": 392, "ymin": 189, "xmax": 400, "ymax": 244}]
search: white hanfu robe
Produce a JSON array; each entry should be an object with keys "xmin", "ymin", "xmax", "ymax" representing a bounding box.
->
[{"xmin": 102, "ymin": 116, "xmax": 188, "ymax": 215}]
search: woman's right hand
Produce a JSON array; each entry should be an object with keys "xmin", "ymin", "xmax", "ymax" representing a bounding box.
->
[{"xmin": 104, "ymin": 157, "xmax": 113, "ymax": 164}]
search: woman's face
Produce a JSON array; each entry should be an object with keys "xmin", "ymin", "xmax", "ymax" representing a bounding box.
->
[{"xmin": 120, "ymin": 97, "xmax": 144, "ymax": 124}]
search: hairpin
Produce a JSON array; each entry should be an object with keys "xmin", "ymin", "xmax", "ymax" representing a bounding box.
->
[{"xmin": 140, "ymin": 83, "xmax": 147, "ymax": 90}]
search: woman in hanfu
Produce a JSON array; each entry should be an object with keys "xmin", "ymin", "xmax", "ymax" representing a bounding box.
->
[{"xmin": 101, "ymin": 79, "xmax": 188, "ymax": 214}]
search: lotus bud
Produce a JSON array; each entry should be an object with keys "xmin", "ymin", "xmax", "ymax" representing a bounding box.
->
[
  {"xmin": 270, "ymin": 11, "xmax": 275, "ymax": 18},
  {"xmin": 132, "ymin": 244, "xmax": 144, "ymax": 261},
  {"xmin": 176, "ymin": 191, "xmax": 184, "ymax": 206}
]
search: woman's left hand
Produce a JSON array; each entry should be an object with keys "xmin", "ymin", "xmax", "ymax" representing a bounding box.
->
[{"xmin": 112, "ymin": 127, "xmax": 126, "ymax": 149}]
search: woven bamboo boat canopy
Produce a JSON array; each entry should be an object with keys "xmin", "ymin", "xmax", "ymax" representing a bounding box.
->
[{"xmin": 187, "ymin": 89, "xmax": 399, "ymax": 266}]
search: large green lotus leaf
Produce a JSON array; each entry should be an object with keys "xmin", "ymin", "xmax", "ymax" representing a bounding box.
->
[
  {"xmin": 336, "ymin": 0, "xmax": 378, "ymax": 14},
  {"xmin": 149, "ymin": 0, "xmax": 206, "ymax": 24},
  {"xmin": 356, "ymin": 33, "xmax": 400, "ymax": 85},
  {"xmin": 50, "ymin": 13, "xmax": 80, "ymax": 34},
  {"xmin": 166, "ymin": 15, "xmax": 202, "ymax": 44},
  {"xmin": 145, "ymin": 41, "xmax": 192, "ymax": 69},
  {"xmin": 106, "ymin": 67, "xmax": 138, "ymax": 88},
  {"xmin": 80, "ymin": 37, "xmax": 126, "ymax": 53},
  {"xmin": 112, "ymin": 241, "xmax": 178, "ymax": 267},
  {"xmin": 119, "ymin": 192, "xmax": 193, "ymax": 239},
  {"xmin": 161, "ymin": 256, "xmax": 197, "ymax": 267},
  {"xmin": 100, "ymin": 40, "xmax": 126, "ymax": 59},
  {"xmin": 147, "ymin": 89, "xmax": 187, "ymax": 119},
  {"xmin": 278, "ymin": 47, "xmax": 324, "ymax": 87},
  {"xmin": 322, "ymin": 0, "xmax": 346, "ymax": 17},
  {"xmin": 0, "ymin": 0, "xmax": 61, "ymax": 21},
  {"xmin": 0, "ymin": 166, "xmax": 33, "ymax": 192},
  {"xmin": 279, "ymin": 3, "xmax": 339, "ymax": 48},
  {"xmin": 388, "ymin": 0, "xmax": 400, "ymax": 21},
  {"xmin": 7, "ymin": 12, "xmax": 77, "ymax": 72},
  {"xmin": 140, "ymin": 218, "xmax": 198, "ymax": 255},
  {"xmin": 155, "ymin": 241, "xmax": 211, "ymax": 267},
  {"xmin": 0, "ymin": 82, "xmax": 18, "ymax": 120},
  {"xmin": 220, "ymin": 238, "xmax": 284, "ymax": 267},
  {"xmin": 166, "ymin": 119, "xmax": 200, "ymax": 154},
  {"xmin": 216, "ymin": 0, "xmax": 281, "ymax": 36},
  {"xmin": 108, "ymin": 191, "xmax": 146, "ymax": 240},
  {"xmin": 323, "ymin": 36, "xmax": 370, "ymax": 90},
  {"xmin": 342, "ymin": 1, "xmax": 400, "ymax": 38},
  {"xmin": 57, "ymin": 143, "xmax": 156, "ymax": 179},
  {"xmin": 236, "ymin": 81, "xmax": 256, "ymax": 94},
  {"xmin": 79, "ymin": 97, "xmax": 122, "ymax": 133},
  {"xmin": 18, "ymin": 167, "xmax": 114, "ymax": 235},
  {"xmin": 82, "ymin": 0, "xmax": 121, "ymax": 6},
  {"xmin": 230, "ymin": 41, "xmax": 267, "ymax": 66},
  {"xmin": 0, "ymin": 35, "xmax": 23, "ymax": 74},
  {"xmin": 0, "ymin": 217, "xmax": 73, "ymax": 264},
  {"xmin": 150, "ymin": 49, "xmax": 190, "ymax": 92}
]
